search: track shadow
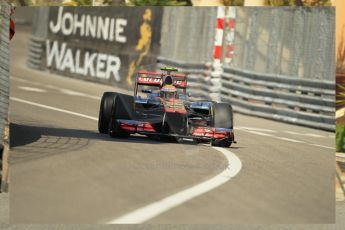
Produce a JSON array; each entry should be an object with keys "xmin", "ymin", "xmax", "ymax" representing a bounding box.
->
[
  {"xmin": 10, "ymin": 123, "xmax": 167, "ymax": 147},
  {"xmin": 9, "ymin": 123, "xmax": 166, "ymax": 164}
]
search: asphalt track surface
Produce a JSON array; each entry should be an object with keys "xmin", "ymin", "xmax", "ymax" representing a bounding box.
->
[{"xmin": 8, "ymin": 26, "xmax": 335, "ymax": 224}]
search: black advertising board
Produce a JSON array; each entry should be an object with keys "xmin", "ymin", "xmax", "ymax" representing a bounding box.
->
[{"xmin": 45, "ymin": 7, "xmax": 163, "ymax": 88}]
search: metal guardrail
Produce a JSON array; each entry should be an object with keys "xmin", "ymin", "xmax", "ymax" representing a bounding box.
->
[
  {"xmin": 221, "ymin": 67, "xmax": 335, "ymax": 131},
  {"xmin": 27, "ymin": 36, "xmax": 45, "ymax": 70}
]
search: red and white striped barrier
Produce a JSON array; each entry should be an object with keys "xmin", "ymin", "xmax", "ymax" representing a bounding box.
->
[
  {"xmin": 213, "ymin": 7, "xmax": 225, "ymax": 63},
  {"xmin": 213, "ymin": 7, "xmax": 236, "ymax": 64},
  {"xmin": 211, "ymin": 7, "xmax": 236, "ymax": 102}
]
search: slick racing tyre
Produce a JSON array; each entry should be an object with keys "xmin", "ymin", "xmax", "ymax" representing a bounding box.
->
[
  {"xmin": 108, "ymin": 94, "xmax": 134, "ymax": 138},
  {"xmin": 211, "ymin": 138, "xmax": 232, "ymax": 148},
  {"xmin": 211, "ymin": 103, "xmax": 233, "ymax": 147},
  {"xmin": 98, "ymin": 92, "xmax": 118, "ymax": 134}
]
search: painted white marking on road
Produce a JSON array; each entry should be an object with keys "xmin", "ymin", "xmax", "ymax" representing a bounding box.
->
[
  {"xmin": 284, "ymin": 131, "xmax": 325, "ymax": 138},
  {"xmin": 11, "ymin": 97, "xmax": 98, "ymax": 121},
  {"xmin": 238, "ymin": 127, "xmax": 334, "ymax": 149},
  {"xmin": 309, "ymin": 144, "xmax": 335, "ymax": 150},
  {"xmin": 236, "ymin": 126, "xmax": 277, "ymax": 133},
  {"xmin": 107, "ymin": 147, "xmax": 242, "ymax": 224},
  {"xmin": 12, "ymin": 77, "xmax": 100, "ymax": 100},
  {"xmin": 60, "ymin": 89, "xmax": 88, "ymax": 96},
  {"xmin": 59, "ymin": 88, "xmax": 100, "ymax": 100},
  {"xmin": 274, "ymin": 137, "xmax": 305, "ymax": 143},
  {"xmin": 18, "ymin": 86, "xmax": 47, "ymax": 93},
  {"xmin": 245, "ymin": 130, "xmax": 273, "ymax": 137}
]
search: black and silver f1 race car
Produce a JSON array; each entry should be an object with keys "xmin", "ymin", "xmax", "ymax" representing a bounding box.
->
[{"xmin": 98, "ymin": 67, "xmax": 235, "ymax": 147}]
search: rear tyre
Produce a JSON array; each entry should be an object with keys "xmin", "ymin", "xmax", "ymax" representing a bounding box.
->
[
  {"xmin": 108, "ymin": 94, "xmax": 134, "ymax": 138},
  {"xmin": 98, "ymin": 92, "xmax": 118, "ymax": 134},
  {"xmin": 212, "ymin": 103, "xmax": 233, "ymax": 147},
  {"xmin": 211, "ymin": 138, "xmax": 232, "ymax": 148}
]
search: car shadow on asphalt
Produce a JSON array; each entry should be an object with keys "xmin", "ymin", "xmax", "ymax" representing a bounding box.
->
[
  {"xmin": 10, "ymin": 123, "xmax": 243, "ymax": 149},
  {"xmin": 10, "ymin": 123, "xmax": 167, "ymax": 149},
  {"xmin": 10, "ymin": 123, "xmax": 171, "ymax": 164}
]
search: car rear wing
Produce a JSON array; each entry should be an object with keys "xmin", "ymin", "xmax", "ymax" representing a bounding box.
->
[{"xmin": 136, "ymin": 71, "xmax": 187, "ymax": 89}]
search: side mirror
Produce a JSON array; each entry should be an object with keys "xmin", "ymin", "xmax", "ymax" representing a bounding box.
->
[{"xmin": 142, "ymin": 89, "xmax": 152, "ymax": 93}]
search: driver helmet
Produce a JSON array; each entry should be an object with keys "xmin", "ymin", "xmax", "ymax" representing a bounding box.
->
[{"xmin": 161, "ymin": 84, "xmax": 177, "ymax": 98}]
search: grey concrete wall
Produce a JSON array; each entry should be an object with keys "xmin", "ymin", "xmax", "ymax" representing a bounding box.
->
[
  {"xmin": 12, "ymin": 6, "xmax": 34, "ymax": 25},
  {"xmin": 159, "ymin": 7, "xmax": 217, "ymax": 64},
  {"xmin": 228, "ymin": 7, "xmax": 335, "ymax": 81}
]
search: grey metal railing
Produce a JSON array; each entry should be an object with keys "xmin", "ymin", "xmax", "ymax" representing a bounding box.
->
[
  {"xmin": 221, "ymin": 67, "xmax": 335, "ymax": 131},
  {"xmin": 27, "ymin": 36, "xmax": 45, "ymax": 70}
]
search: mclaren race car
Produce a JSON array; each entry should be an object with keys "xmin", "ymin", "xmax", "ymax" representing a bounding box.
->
[{"xmin": 98, "ymin": 67, "xmax": 235, "ymax": 147}]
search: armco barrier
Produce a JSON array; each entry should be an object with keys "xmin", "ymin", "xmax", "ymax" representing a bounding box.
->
[
  {"xmin": 221, "ymin": 67, "xmax": 335, "ymax": 131},
  {"xmin": 27, "ymin": 36, "xmax": 45, "ymax": 70}
]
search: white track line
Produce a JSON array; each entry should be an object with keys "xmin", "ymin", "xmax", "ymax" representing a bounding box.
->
[
  {"xmin": 284, "ymin": 131, "xmax": 325, "ymax": 138},
  {"xmin": 236, "ymin": 126, "xmax": 277, "ymax": 133},
  {"xmin": 309, "ymin": 144, "xmax": 335, "ymax": 150},
  {"xmin": 244, "ymin": 130, "xmax": 273, "ymax": 137},
  {"xmin": 12, "ymin": 77, "xmax": 100, "ymax": 100},
  {"xmin": 18, "ymin": 86, "xmax": 47, "ymax": 93},
  {"xmin": 238, "ymin": 128, "xmax": 334, "ymax": 150},
  {"xmin": 10, "ymin": 96, "xmax": 242, "ymax": 224},
  {"xmin": 11, "ymin": 97, "xmax": 98, "ymax": 121},
  {"xmin": 274, "ymin": 137, "xmax": 305, "ymax": 143},
  {"xmin": 107, "ymin": 147, "xmax": 242, "ymax": 224}
]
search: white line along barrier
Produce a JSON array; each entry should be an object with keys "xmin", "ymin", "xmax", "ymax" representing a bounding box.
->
[
  {"xmin": 11, "ymin": 97, "xmax": 98, "ymax": 121},
  {"xmin": 107, "ymin": 147, "xmax": 242, "ymax": 224}
]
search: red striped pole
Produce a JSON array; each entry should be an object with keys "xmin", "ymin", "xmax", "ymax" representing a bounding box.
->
[{"xmin": 213, "ymin": 7, "xmax": 225, "ymax": 64}]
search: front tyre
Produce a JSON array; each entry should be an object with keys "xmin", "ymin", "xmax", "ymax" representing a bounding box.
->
[
  {"xmin": 108, "ymin": 94, "xmax": 134, "ymax": 138},
  {"xmin": 211, "ymin": 138, "xmax": 232, "ymax": 148},
  {"xmin": 98, "ymin": 92, "xmax": 118, "ymax": 134},
  {"xmin": 212, "ymin": 103, "xmax": 233, "ymax": 147}
]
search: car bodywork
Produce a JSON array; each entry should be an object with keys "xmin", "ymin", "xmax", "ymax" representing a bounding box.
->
[{"xmin": 99, "ymin": 67, "xmax": 235, "ymax": 147}]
